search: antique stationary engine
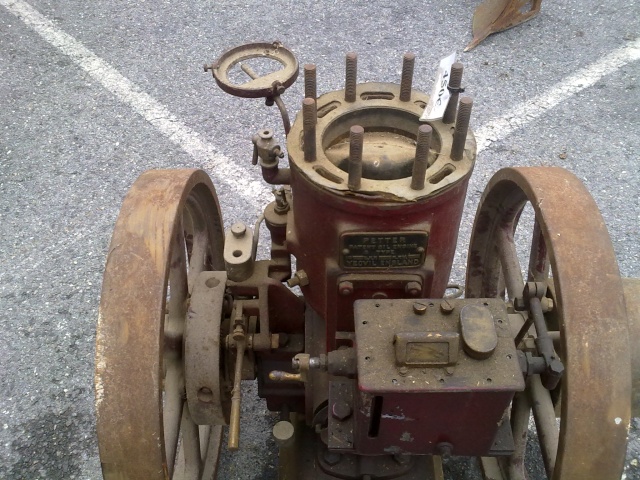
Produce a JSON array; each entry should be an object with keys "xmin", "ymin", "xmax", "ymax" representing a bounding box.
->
[{"xmin": 95, "ymin": 42, "xmax": 639, "ymax": 480}]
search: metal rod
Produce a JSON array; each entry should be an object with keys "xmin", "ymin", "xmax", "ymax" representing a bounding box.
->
[
  {"xmin": 410, "ymin": 124, "xmax": 432, "ymax": 190},
  {"xmin": 496, "ymin": 226, "xmax": 524, "ymax": 302},
  {"xmin": 442, "ymin": 62, "xmax": 464, "ymax": 124},
  {"xmin": 529, "ymin": 375, "xmax": 559, "ymax": 478},
  {"xmin": 450, "ymin": 97, "xmax": 473, "ymax": 161},
  {"xmin": 508, "ymin": 391, "xmax": 531, "ymax": 480},
  {"xmin": 345, "ymin": 52, "xmax": 357, "ymax": 102},
  {"xmin": 241, "ymin": 63, "xmax": 291, "ymax": 134},
  {"xmin": 228, "ymin": 336, "xmax": 246, "ymax": 450},
  {"xmin": 304, "ymin": 64, "xmax": 317, "ymax": 100},
  {"xmin": 400, "ymin": 52, "xmax": 415, "ymax": 102},
  {"xmin": 273, "ymin": 96, "xmax": 291, "ymax": 135},
  {"xmin": 302, "ymin": 98, "xmax": 317, "ymax": 162},
  {"xmin": 348, "ymin": 125, "xmax": 364, "ymax": 190}
]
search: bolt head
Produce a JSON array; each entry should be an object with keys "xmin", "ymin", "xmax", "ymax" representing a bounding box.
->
[
  {"xmin": 296, "ymin": 270, "xmax": 310, "ymax": 287},
  {"xmin": 323, "ymin": 450, "xmax": 342, "ymax": 466},
  {"xmin": 436, "ymin": 442, "xmax": 453, "ymax": 458},
  {"xmin": 405, "ymin": 281, "xmax": 422, "ymax": 297},
  {"xmin": 331, "ymin": 401, "xmax": 352, "ymax": 421},
  {"xmin": 339, "ymin": 281, "xmax": 354, "ymax": 296},
  {"xmin": 440, "ymin": 300, "xmax": 454, "ymax": 314},
  {"xmin": 231, "ymin": 222, "xmax": 246, "ymax": 238},
  {"xmin": 393, "ymin": 453, "xmax": 411, "ymax": 466},
  {"xmin": 413, "ymin": 302, "xmax": 428, "ymax": 315}
]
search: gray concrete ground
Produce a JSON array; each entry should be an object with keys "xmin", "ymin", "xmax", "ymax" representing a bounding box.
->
[{"xmin": 0, "ymin": 0, "xmax": 639, "ymax": 478}]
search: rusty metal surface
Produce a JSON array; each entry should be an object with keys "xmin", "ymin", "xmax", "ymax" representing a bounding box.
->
[
  {"xmin": 287, "ymin": 81, "xmax": 476, "ymax": 201},
  {"xmin": 466, "ymin": 0, "xmax": 543, "ymax": 51},
  {"xmin": 287, "ymin": 168, "xmax": 474, "ymax": 351},
  {"xmin": 95, "ymin": 169, "xmax": 225, "ymax": 479},
  {"xmin": 624, "ymin": 278, "xmax": 640, "ymax": 416},
  {"xmin": 185, "ymin": 271, "xmax": 230, "ymax": 426},
  {"xmin": 466, "ymin": 166, "xmax": 631, "ymax": 479},
  {"xmin": 207, "ymin": 41, "xmax": 299, "ymax": 99},
  {"xmin": 353, "ymin": 297, "xmax": 522, "ymax": 456}
]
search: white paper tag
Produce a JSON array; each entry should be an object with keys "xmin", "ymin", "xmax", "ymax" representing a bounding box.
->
[{"xmin": 420, "ymin": 52, "xmax": 457, "ymax": 121}]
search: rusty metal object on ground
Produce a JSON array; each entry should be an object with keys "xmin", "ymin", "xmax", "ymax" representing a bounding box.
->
[
  {"xmin": 95, "ymin": 169, "xmax": 225, "ymax": 479},
  {"xmin": 285, "ymin": 51, "xmax": 477, "ymax": 351},
  {"xmin": 96, "ymin": 41, "xmax": 640, "ymax": 480},
  {"xmin": 466, "ymin": 0, "xmax": 543, "ymax": 51},
  {"xmin": 466, "ymin": 166, "xmax": 630, "ymax": 479}
]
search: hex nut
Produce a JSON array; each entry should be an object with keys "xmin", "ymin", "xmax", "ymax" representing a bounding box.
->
[
  {"xmin": 405, "ymin": 281, "xmax": 422, "ymax": 297},
  {"xmin": 339, "ymin": 281, "xmax": 354, "ymax": 296}
]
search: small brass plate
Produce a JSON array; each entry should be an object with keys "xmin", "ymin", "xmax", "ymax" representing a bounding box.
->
[
  {"xmin": 341, "ymin": 232, "xmax": 428, "ymax": 269},
  {"xmin": 394, "ymin": 331, "xmax": 459, "ymax": 367}
]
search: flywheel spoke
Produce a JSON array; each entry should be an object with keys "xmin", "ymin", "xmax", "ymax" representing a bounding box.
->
[
  {"xmin": 174, "ymin": 405, "xmax": 202, "ymax": 480},
  {"xmin": 527, "ymin": 220, "xmax": 549, "ymax": 283},
  {"xmin": 528, "ymin": 375, "xmax": 558, "ymax": 478},
  {"xmin": 496, "ymin": 226, "xmax": 524, "ymax": 301},
  {"xmin": 507, "ymin": 391, "xmax": 530, "ymax": 480},
  {"xmin": 164, "ymin": 360, "xmax": 185, "ymax": 476}
]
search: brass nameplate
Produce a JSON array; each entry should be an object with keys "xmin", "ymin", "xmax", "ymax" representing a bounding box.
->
[{"xmin": 341, "ymin": 232, "xmax": 428, "ymax": 269}]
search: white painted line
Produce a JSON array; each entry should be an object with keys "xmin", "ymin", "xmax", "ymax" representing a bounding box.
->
[
  {"xmin": 475, "ymin": 37, "xmax": 640, "ymax": 152},
  {"xmin": 1, "ymin": 0, "xmax": 270, "ymax": 204}
]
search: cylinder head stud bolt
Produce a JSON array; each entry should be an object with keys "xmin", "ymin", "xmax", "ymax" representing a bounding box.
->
[
  {"xmin": 302, "ymin": 98, "xmax": 317, "ymax": 162},
  {"xmin": 348, "ymin": 125, "xmax": 364, "ymax": 190},
  {"xmin": 450, "ymin": 97, "xmax": 473, "ymax": 161},
  {"xmin": 231, "ymin": 222, "xmax": 247, "ymax": 238},
  {"xmin": 400, "ymin": 52, "xmax": 416, "ymax": 102},
  {"xmin": 406, "ymin": 281, "xmax": 422, "ymax": 297},
  {"xmin": 338, "ymin": 281, "xmax": 354, "ymax": 296},
  {"xmin": 442, "ymin": 62, "xmax": 464, "ymax": 124},
  {"xmin": 304, "ymin": 64, "xmax": 317, "ymax": 101},
  {"xmin": 345, "ymin": 52, "xmax": 358, "ymax": 102},
  {"xmin": 410, "ymin": 124, "xmax": 433, "ymax": 190}
]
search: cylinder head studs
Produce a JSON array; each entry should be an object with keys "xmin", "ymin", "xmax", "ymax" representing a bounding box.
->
[
  {"xmin": 345, "ymin": 52, "xmax": 358, "ymax": 103},
  {"xmin": 348, "ymin": 125, "xmax": 364, "ymax": 190},
  {"xmin": 302, "ymin": 98, "xmax": 317, "ymax": 162},
  {"xmin": 450, "ymin": 97, "xmax": 473, "ymax": 161},
  {"xmin": 304, "ymin": 64, "xmax": 317, "ymax": 101},
  {"xmin": 442, "ymin": 62, "xmax": 464, "ymax": 124},
  {"xmin": 411, "ymin": 124, "xmax": 433, "ymax": 190},
  {"xmin": 400, "ymin": 53, "xmax": 416, "ymax": 102}
]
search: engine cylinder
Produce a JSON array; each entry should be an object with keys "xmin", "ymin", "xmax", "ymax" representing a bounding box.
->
[{"xmin": 286, "ymin": 82, "xmax": 476, "ymax": 349}]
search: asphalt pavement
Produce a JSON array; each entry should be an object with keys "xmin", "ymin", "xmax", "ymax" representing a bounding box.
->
[{"xmin": 0, "ymin": 0, "xmax": 639, "ymax": 479}]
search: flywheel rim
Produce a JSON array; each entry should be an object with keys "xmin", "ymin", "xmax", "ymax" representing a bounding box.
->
[
  {"xmin": 95, "ymin": 169, "xmax": 225, "ymax": 479},
  {"xmin": 466, "ymin": 166, "xmax": 630, "ymax": 479}
]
